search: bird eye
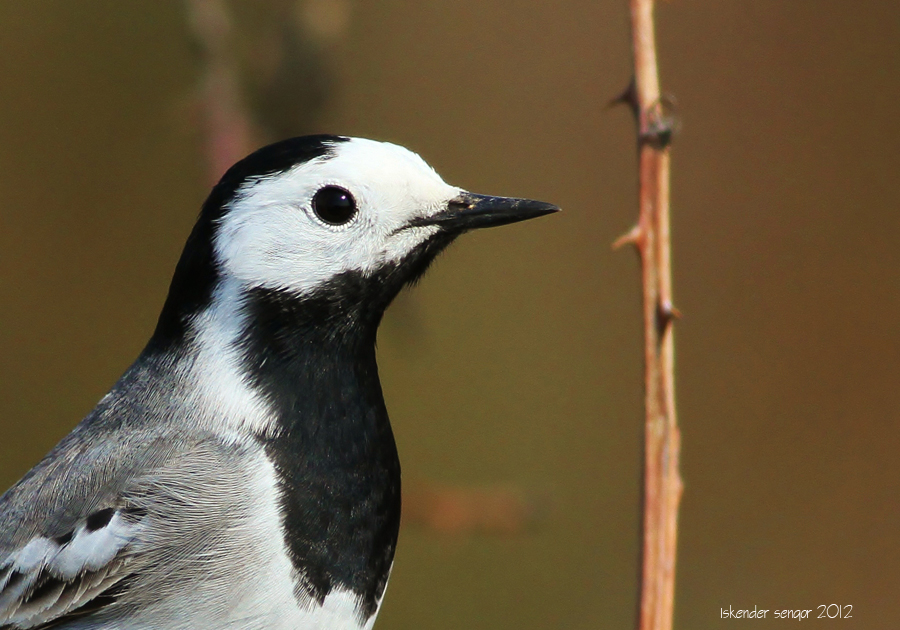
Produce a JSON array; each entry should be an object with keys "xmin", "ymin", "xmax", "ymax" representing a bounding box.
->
[{"xmin": 312, "ymin": 186, "xmax": 357, "ymax": 226}]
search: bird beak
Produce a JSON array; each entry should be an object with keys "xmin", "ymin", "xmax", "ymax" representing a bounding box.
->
[{"xmin": 411, "ymin": 192, "xmax": 560, "ymax": 232}]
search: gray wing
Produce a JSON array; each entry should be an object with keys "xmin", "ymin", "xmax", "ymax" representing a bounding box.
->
[{"xmin": 0, "ymin": 423, "xmax": 264, "ymax": 630}]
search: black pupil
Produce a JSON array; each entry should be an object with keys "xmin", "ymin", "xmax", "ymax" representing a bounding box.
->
[{"xmin": 312, "ymin": 186, "xmax": 357, "ymax": 225}]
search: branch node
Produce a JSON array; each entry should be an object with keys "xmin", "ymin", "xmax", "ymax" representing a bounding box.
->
[
  {"xmin": 639, "ymin": 94, "xmax": 680, "ymax": 149},
  {"xmin": 655, "ymin": 299, "xmax": 681, "ymax": 334}
]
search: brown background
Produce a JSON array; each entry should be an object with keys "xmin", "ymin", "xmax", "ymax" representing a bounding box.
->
[{"xmin": 0, "ymin": 2, "xmax": 898, "ymax": 629}]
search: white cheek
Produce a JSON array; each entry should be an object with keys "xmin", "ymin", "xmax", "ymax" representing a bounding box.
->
[
  {"xmin": 215, "ymin": 203, "xmax": 315, "ymax": 289},
  {"xmin": 215, "ymin": 200, "xmax": 440, "ymax": 294}
]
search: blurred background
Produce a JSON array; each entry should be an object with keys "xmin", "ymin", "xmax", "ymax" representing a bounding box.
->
[{"xmin": 0, "ymin": 1, "xmax": 898, "ymax": 628}]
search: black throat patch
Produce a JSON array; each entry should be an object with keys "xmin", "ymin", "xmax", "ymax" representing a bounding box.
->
[{"xmin": 232, "ymin": 238, "xmax": 455, "ymax": 619}]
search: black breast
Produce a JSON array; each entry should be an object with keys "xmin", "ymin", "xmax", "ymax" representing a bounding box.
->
[{"xmin": 237, "ymin": 283, "xmax": 401, "ymax": 620}]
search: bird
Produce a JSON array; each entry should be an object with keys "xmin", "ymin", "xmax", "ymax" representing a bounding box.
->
[{"xmin": 0, "ymin": 135, "xmax": 558, "ymax": 630}]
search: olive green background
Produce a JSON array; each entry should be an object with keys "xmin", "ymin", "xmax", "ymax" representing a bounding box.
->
[{"xmin": 0, "ymin": 2, "xmax": 898, "ymax": 628}]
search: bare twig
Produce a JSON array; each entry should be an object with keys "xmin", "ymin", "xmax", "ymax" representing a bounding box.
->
[{"xmin": 614, "ymin": 1, "xmax": 682, "ymax": 629}]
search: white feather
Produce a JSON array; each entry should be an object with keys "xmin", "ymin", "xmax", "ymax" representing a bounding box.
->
[
  {"xmin": 11, "ymin": 538, "xmax": 55, "ymax": 573},
  {"xmin": 52, "ymin": 512, "xmax": 140, "ymax": 578},
  {"xmin": 186, "ymin": 277, "xmax": 280, "ymax": 440}
]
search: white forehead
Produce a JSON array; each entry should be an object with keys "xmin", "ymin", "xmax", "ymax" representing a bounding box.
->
[
  {"xmin": 214, "ymin": 137, "xmax": 461, "ymax": 294},
  {"xmin": 246, "ymin": 138, "xmax": 455, "ymax": 208}
]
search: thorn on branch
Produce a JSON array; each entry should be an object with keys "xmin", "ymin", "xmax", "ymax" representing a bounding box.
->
[
  {"xmin": 655, "ymin": 299, "xmax": 682, "ymax": 335},
  {"xmin": 607, "ymin": 78, "xmax": 638, "ymax": 116},
  {"xmin": 639, "ymin": 94, "xmax": 680, "ymax": 149},
  {"xmin": 612, "ymin": 224, "xmax": 643, "ymax": 250}
]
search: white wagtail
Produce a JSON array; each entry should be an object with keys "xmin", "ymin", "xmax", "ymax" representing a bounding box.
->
[{"xmin": 0, "ymin": 135, "xmax": 557, "ymax": 630}]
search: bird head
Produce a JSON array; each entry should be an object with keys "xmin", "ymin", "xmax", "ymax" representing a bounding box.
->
[{"xmin": 151, "ymin": 135, "xmax": 558, "ymax": 346}]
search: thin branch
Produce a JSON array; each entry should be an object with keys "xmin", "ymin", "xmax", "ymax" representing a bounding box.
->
[{"xmin": 615, "ymin": 1, "xmax": 683, "ymax": 629}]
